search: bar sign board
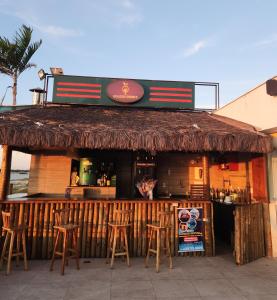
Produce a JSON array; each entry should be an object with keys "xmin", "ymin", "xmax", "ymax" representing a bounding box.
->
[
  {"xmin": 52, "ymin": 75, "xmax": 195, "ymax": 109},
  {"xmin": 178, "ymin": 207, "xmax": 204, "ymax": 252}
]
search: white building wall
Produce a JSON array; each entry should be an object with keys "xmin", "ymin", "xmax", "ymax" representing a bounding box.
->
[
  {"xmin": 216, "ymin": 77, "xmax": 277, "ymax": 257},
  {"xmin": 215, "ymin": 77, "xmax": 277, "ymax": 131}
]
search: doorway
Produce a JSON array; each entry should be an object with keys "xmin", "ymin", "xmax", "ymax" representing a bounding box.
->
[{"xmin": 213, "ymin": 201, "xmax": 235, "ymax": 255}]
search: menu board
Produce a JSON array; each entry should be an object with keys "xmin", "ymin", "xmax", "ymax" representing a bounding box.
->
[{"xmin": 177, "ymin": 207, "xmax": 204, "ymax": 252}]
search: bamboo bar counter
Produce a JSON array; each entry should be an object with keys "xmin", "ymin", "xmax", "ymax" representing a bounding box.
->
[{"xmin": 0, "ymin": 198, "xmax": 213, "ymax": 259}]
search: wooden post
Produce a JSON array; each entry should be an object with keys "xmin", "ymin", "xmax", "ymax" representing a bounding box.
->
[
  {"xmin": 0, "ymin": 145, "xmax": 12, "ymax": 201},
  {"xmin": 251, "ymin": 154, "xmax": 269, "ymax": 203},
  {"xmin": 202, "ymin": 153, "xmax": 210, "ymax": 187}
]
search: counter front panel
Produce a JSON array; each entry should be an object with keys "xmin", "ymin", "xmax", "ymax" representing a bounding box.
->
[{"xmin": 0, "ymin": 199, "xmax": 214, "ymax": 259}]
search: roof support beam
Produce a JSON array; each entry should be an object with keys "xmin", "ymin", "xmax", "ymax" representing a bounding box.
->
[{"xmin": 0, "ymin": 145, "xmax": 12, "ymax": 201}]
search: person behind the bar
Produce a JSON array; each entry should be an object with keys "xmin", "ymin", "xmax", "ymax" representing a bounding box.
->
[{"xmin": 70, "ymin": 167, "xmax": 79, "ymax": 186}]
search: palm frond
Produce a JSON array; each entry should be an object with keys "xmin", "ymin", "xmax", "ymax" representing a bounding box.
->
[
  {"xmin": 13, "ymin": 25, "xmax": 33, "ymax": 67},
  {"xmin": 18, "ymin": 39, "xmax": 42, "ymax": 75},
  {"xmin": 0, "ymin": 37, "xmax": 15, "ymax": 76},
  {"xmin": 0, "ymin": 24, "xmax": 42, "ymax": 104},
  {"xmin": 20, "ymin": 63, "xmax": 37, "ymax": 73},
  {"xmin": 0, "ymin": 65, "xmax": 13, "ymax": 76}
]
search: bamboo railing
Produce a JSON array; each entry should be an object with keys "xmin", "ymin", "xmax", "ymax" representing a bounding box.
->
[{"xmin": 0, "ymin": 199, "xmax": 214, "ymax": 259}]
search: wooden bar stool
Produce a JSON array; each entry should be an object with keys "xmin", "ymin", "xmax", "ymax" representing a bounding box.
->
[
  {"xmin": 0, "ymin": 211, "xmax": 28, "ymax": 275},
  {"xmin": 50, "ymin": 208, "xmax": 80, "ymax": 275},
  {"xmin": 145, "ymin": 210, "xmax": 173, "ymax": 272},
  {"xmin": 106, "ymin": 209, "xmax": 132, "ymax": 269}
]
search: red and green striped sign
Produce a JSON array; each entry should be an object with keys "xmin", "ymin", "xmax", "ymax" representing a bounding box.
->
[{"xmin": 52, "ymin": 75, "xmax": 194, "ymax": 109}]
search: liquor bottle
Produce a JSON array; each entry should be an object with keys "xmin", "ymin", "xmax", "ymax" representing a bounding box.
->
[
  {"xmin": 103, "ymin": 173, "xmax": 107, "ymax": 186},
  {"xmin": 210, "ymin": 187, "xmax": 214, "ymax": 200},
  {"xmin": 216, "ymin": 188, "xmax": 219, "ymax": 199},
  {"xmin": 106, "ymin": 178, "xmax": 111, "ymax": 186},
  {"xmin": 237, "ymin": 187, "xmax": 241, "ymax": 203},
  {"xmin": 213, "ymin": 188, "xmax": 216, "ymax": 200},
  {"xmin": 111, "ymin": 174, "xmax": 116, "ymax": 187},
  {"xmin": 219, "ymin": 189, "xmax": 225, "ymax": 202},
  {"xmin": 232, "ymin": 188, "xmax": 238, "ymax": 202}
]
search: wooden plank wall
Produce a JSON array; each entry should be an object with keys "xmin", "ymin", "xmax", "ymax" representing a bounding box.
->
[
  {"xmin": 234, "ymin": 203, "xmax": 265, "ymax": 265},
  {"xmin": 209, "ymin": 160, "xmax": 247, "ymax": 189},
  {"xmin": 156, "ymin": 153, "xmax": 203, "ymax": 196},
  {"xmin": 0, "ymin": 199, "xmax": 213, "ymax": 259},
  {"xmin": 252, "ymin": 155, "xmax": 268, "ymax": 203},
  {"xmin": 28, "ymin": 155, "xmax": 72, "ymax": 195}
]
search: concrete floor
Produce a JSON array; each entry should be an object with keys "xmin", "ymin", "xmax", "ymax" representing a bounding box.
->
[{"xmin": 1, "ymin": 253, "xmax": 277, "ymax": 300}]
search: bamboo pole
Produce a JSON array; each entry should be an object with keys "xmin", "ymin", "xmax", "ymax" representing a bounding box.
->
[
  {"xmin": 0, "ymin": 145, "xmax": 12, "ymax": 201},
  {"xmin": 42, "ymin": 203, "xmax": 49, "ymax": 259},
  {"xmin": 263, "ymin": 203, "xmax": 272, "ymax": 257},
  {"xmin": 31, "ymin": 203, "xmax": 39, "ymax": 258},
  {"xmin": 96, "ymin": 202, "xmax": 103, "ymax": 257},
  {"xmin": 101, "ymin": 203, "xmax": 108, "ymax": 258},
  {"xmin": 137, "ymin": 202, "xmax": 142, "ymax": 256},
  {"xmin": 86, "ymin": 203, "xmax": 93, "ymax": 257},
  {"xmin": 91, "ymin": 202, "xmax": 97, "ymax": 257},
  {"xmin": 202, "ymin": 153, "xmax": 210, "ymax": 187},
  {"xmin": 81, "ymin": 203, "xmax": 89, "ymax": 257}
]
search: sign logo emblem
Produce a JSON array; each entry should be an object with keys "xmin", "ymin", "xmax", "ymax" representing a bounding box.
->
[
  {"xmin": 106, "ymin": 79, "xmax": 144, "ymax": 104},
  {"xmin": 122, "ymin": 81, "xmax": 130, "ymax": 96}
]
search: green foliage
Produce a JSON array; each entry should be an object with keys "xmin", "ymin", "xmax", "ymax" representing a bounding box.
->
[
  {"xmin": 0, "ymin": 24, "xmax": 42, "ymax": 105},
  {"xmin": 0, "ymin": 24, "xmax": 42, "ymax": 76}
]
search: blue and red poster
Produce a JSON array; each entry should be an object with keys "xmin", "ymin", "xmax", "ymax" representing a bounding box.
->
[{"xmin": 178, "ymin": 207, "xmax": 204, "ymax": 252}]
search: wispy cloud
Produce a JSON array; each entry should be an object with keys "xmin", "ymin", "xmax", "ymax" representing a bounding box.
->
[
  {"xmin": 183, "ymin": 40, "xmax": 208, "ymax": 57},
  {"xmin": 114, "ymin": 0, "xmax": 142, "ymax": 26},
  {"xmin": 2, "ymin": 8, "xmax": 83, "ymax": 38},
  {"xmin": 34, "ymin": 24, "xmax": 83, "ymax": 38},
  {"xmin": 254, "ymin": 34, "xmax": 277, "ymax": 48},
  {"xmin": 118, "ymin": 0, "xmax": 135, "ymax": 9}
]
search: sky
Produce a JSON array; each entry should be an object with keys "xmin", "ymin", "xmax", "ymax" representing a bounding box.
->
[{"xmin": 1, "ymin": 0, "xmax": 277, "ymax": 168}]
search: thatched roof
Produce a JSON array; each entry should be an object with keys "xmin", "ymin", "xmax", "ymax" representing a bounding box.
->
[{"xmin": 0, "ymin": 105, "xmax": 272, "ymax": 153}]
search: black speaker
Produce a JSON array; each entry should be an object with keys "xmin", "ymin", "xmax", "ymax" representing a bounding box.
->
[{"xmin": 266, "ymin": 79, "xmax": 277, "ymax": 96}]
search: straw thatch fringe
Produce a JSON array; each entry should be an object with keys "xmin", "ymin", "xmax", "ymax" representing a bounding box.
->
[{"xmin": 0, "ymin": 105, "xmax": 272, "ymax": 153}]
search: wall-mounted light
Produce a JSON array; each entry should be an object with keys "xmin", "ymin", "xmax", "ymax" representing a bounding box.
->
[{"xmin": 38, "ymin": 69, "xmax": 48, "ymax": 80}]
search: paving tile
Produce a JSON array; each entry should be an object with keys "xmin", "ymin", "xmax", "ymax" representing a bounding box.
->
[
  {"xmin": 156, "ymin": 297, "xmax": 201, "ymax": 300},
  {"xmin": 181, "ymin": 265, "xmax": 223, "ymax": 280},
  {"xmin": 192, "ymin": 278, "xmax": 241, "ymax": 297},
  {"xmin": 1, "ymin": 255, "xmax": 277, "ymax": 299},
  {"xmin": 17, "ymin": 284, "xmax": 67, "ymax": 300},
  {"xmin": 0, "ymin": 269, "xmax": 37, "ymax": 284},
  {"xmin": 112, "ymin": 265, "xmax": 151, "ymax": 282},
  {"xmin": 201, "ymin": 296, "xmax": 247, "ymax": 300},
  {"xmin": 220, "ymin": 267, "xmax": 255, "ymax": 279},
  {"xmin": 0, "ymin": 284, "xmax": 27, "ymax": 300},
  {"xmin": 111, "ymin": 280, "xmax": 155, "ymax": 299},
  {"xmin": 65, "ymin": 281, "xmax": 110, "ymax": 300},
  {"xmin": 229, "ymin": 276, "xmax": 277, "ymax": 295},
  {"xmin": 152, "ymin": 279, "xmax": 199, "ymax": 298},
  {"xmin": 244, "ymin": 295, "xmax": 277, "ymax": 300},
  {"xmin": 148, "ymin": 266, "xmax": 186, "ymax": 281},
  {"xmin": 111, "ymin": 297, "xmax": 155, "ymax": 300}
]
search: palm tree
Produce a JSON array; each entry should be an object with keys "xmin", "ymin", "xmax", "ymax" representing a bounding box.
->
[{"xmin": 0, "ymin": 24, "xmax": 42, "ymax": 105}]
